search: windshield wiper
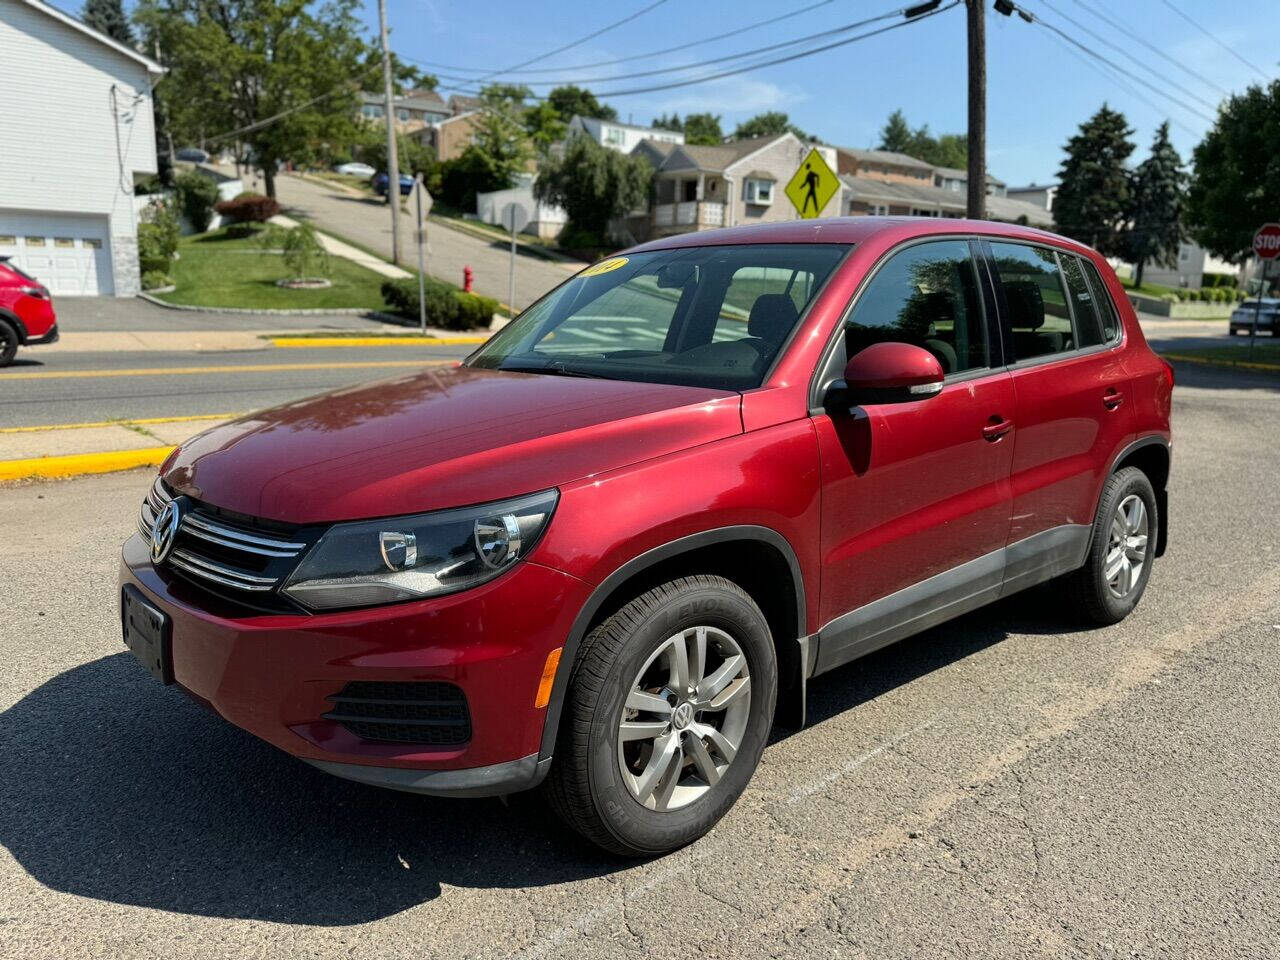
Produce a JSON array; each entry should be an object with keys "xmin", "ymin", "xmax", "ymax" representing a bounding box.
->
[{"xmin": 498, "ymin": 361, "xmax": 614, "ymax": 380}]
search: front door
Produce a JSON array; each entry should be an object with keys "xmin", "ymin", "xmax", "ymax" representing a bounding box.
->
[{"xmin": 813, "ymin": 238, "xmax": 1015, "ymax": 671}]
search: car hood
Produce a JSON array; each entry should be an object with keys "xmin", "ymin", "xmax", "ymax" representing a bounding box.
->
[{"xmin": 163, "ymin": 365, "xmax": 742, "ymax": 524}]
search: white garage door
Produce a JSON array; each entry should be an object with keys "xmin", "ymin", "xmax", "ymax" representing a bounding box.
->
[{"xmin": 0, "ymin": 212, "xmax": 113, "ymax": 296}]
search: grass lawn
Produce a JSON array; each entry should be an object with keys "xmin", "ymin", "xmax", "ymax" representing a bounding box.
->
[
  {"xmin": 1161, "ymin": 342, "xmax": 1280, "ymax": 367},
  {"xmin": 155, "ymin": 225, "xmax": 391, "ymax": 311}
]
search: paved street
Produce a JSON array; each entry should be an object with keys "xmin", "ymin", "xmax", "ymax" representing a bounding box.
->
[
  {"xmin": 1, "ymin": 362, "xmax": 1277, "ymax": 959},
  {"xmin": 271, "ymin": 173, "xmax": 578, "ymax": 310}
]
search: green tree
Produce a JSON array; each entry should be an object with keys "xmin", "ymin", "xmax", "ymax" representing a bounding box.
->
[
  {"xmin": 82, "ymin": 0, "xmax": 134, "ymax": 44},
  {"xmin": 1187, "ymin": 79, "xmax": 1280, "ymax": 263},
  {"xmin": 524, "ymin": 101, "xmax": 567, "ymax": 155},
  {"xmin": 547, "ymin": 84, "xmax": 617, "ymax": 123},
  {"xmin": 1125, "ymin": 122, "xmax": 1186, "ymax": 287},
  {"xmin": 651, "ymin": 112, "xmax": 682, "ymax": 132},
  {"xmin": 1055, "ymin": 104, "xmax": 1135, "ymax": 256},
  {"xmin": 471, "ymin": 83, "xmax": 533, "ymax": 189},
  {"xmin": 683, "ymin": 112, "xmax": 723, "ymax": 146},
  {"xmin": 137, "ymin": 0, "xmax": 373, "ymax": 199},
  {"xmin": 732, "ymin": 111, "xmax": 812, "ymax": 141},
  {"xmin": 879, "ymin": 109, "xmax": 913, "ymax": 153},
  {"xmin": 534, "ymin": 134, "xmax": 652, "ymax": 245},
  {"xmin": 878, "ymin": 110, "xmax": 967, "ymax": 166},
  {"xmin": 357, "ymin": 132, "xmax": 436, "ymax": 178}
]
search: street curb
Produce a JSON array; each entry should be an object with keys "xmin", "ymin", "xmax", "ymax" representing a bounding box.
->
[
  {"xmin": 137, "ymin": 292, "xmax": 408, "ymax": 323},
  {"xmin": 1162, "ymin": 352, "xmax": 1280, "ymax": 372},
  {"xmin": 0, "ymin": 447, "xmax": 173, "ymax": 483},
  {"xmin": 426, "ymin": 214, "xmax": 581, "ymax": 264},
  {"xmin": 269, "ymin": 336, "xmax": 486, "ymax": 348}
]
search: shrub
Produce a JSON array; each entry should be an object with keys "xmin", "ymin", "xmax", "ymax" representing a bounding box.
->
[
  {"xmin": 1237, "ymin": 289, "xmax": 1248, "ymax": 302},
  {"xmin": 281, "ymin": 222, "xmax": 329, "ymax": 278},
  {"xmin": 1202, "ymin": 271, "xmax": 1237, "ymax": 289},
  {"xmin": 380, "ymin": 277, "xmax": 497, "ymax": 330},
  {"xmin": 137, "ymin": 200, "xmax": 180, "ymax": 274},
  {"xmin": 175, "ymin": 170, "xmax": 220, "ymax": 232},
  {"xmin": 1198, "ymin": 288, "xmax": 1213, "ymax": 302},
  {"xmin": 214, "ymin": 192, "xmax": 281, "ymax": 223},
  {"xmin": 141, "ymin": 269, "xmax": 172, "ymax": 290}
]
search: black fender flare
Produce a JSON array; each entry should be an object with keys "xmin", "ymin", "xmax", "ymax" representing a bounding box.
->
[
  {"xmin": 537, "ymin": 524, "xmax": 807, "ymax": 761},
  {"xmin": 1103, "ymin": 434, "xmax": 1170, "ymax": 557},
  {"xmin": 0, "ymin": 308, "xmax": 27, "ymax": 344}
]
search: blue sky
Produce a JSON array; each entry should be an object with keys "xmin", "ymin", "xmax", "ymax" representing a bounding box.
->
[{"xmin": 59, "ymin": 0, "xmax": 1278, "ymax": 185}]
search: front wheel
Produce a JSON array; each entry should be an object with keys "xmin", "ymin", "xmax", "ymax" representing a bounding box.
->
[{"xmin": 544, "ymin": 575, "xmax": 777, "ymax": 856}]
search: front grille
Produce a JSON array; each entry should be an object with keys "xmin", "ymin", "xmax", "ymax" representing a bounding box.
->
[
  {"xmin": 139, "ymin": 479, "xmax": 315, "ymax": 611},
  {"xmin": 323, "ymin": 681, "xmax": 472, "ymax": 745}
]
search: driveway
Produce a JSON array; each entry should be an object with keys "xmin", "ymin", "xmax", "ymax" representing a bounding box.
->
[{"xmin": 272, "ymin": 174, "xmax": 577, "ymax": 310}]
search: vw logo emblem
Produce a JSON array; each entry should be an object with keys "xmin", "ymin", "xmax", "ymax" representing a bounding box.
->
[
  {"xmin": 672, "ymin": 702, "xmax": 694, "ymax": 730},
  {"xmin": 150, "ymin": 498, "xmax": 184, "ymax": 564}
]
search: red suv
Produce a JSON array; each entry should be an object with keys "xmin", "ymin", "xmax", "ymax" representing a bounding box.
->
[
  {"xmin": 0, "ymin": 257, "xmax": 58, "ymax": 366},
  {"xmin": 120, "ymin": 219, "xmax": 1171, "ymax": 855}
]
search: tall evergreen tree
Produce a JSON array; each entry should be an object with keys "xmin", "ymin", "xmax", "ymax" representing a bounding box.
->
[
  {"xmin": 1125, "ymin": 122, "xmax": 1186, "ymax": 287},
  {"xmin": 82, "ymin": 0, "xmax": 134, "ymax": 45},
  {"xmin": 651, "ymin": 113, "xmax": 682, "ymax": 132},
  {"xmin": 1055, "ymin": 104, "xmax": 1135, "ymax": 256},
  {"xmin": 879, "ymin": 109, "xmax": 913, "ymax": 153}
]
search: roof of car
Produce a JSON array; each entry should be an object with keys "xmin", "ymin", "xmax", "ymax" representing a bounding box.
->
[{"xmin": 625, "ymin": 216, "xmax": 1083, "ymax": 255}]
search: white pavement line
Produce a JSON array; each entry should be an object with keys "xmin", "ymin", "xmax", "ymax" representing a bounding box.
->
[
  {"xmin": 269, "ymin": 214, "xmax": 412, "ymax": 280},
  {"xmin": 508, "ymin": 716, "xmax": 941, "ymax": 960}
]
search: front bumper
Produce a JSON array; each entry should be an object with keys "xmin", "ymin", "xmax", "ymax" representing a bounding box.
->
[{"xmin": 119, "ymin": 534, "xmax": 586, "ymax": 795}]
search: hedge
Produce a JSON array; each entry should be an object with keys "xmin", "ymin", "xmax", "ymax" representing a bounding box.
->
[
  {"xmin": 381, "ymin": 277, "xmax": 498, "ymax": 331},
  {"xmin": 214, "ymin": 192, "xmax": 280, "ymax": 223}
]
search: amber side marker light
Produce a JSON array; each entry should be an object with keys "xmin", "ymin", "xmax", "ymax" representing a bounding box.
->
[{"xmin": 534, "ymin": 648, "xmax": 563, "ymax": 708}]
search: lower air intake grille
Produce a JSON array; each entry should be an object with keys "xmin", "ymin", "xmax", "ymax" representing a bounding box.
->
[{"xmin": 323, "ymin": 681, "xmax": 471, "ymax": 745}]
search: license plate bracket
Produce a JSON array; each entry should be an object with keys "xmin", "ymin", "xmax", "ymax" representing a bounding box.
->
[{"xmin": 122, "ymin": 585, "xmax": 172, "ymax": 684}]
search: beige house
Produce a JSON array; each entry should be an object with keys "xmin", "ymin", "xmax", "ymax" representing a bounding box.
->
[
  {"xmin": 636, "ymin": 133, "xmax": 840, "ymax": 239},
  {"xmin": 415, "ymin": 111, "xmax": 479, "ymax": 162},
  {"xmin": 835, "ymin": 147, "xmax": 934, "ymax": 185}
]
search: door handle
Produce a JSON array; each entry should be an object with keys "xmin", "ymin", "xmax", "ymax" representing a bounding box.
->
[
  {"xmin": 1103, "ymin": 388, "xmax": 1125, "ymax": 410},
  {"xmin": 982, "ymin": 416, "xmax": 1013, "ymax": 441}
]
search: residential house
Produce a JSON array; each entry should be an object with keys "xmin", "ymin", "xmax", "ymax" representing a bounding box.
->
[
  {"xmin": 636, "ymin": 133, "xmax": 840, "ymax": 239},
  {"xmin": 476, "ymin": 174, "xmax": 567, "ymax": 240},
  {"xmin": 568, "ymin": 115, "xmax": 684, "ymax": 153},
  {"xmin": 415, "ymin": 111, "xmax": 479, "ymax": 162},
  {"xmin": 447, "ymin": 93, "xmax": 481, "ymax": 116},
  {"xmin": 835, "ymin": 147, "xmax": 934, "ymax": 186},
  {"xmin": 932, "ymin": 166, "xmax": 1006, "ymax": 197},
  {"xmin": 1007, "ymin": 182, "xmax": 1058, "ymax": 211},
  {"xmin": 358, "ymin": 88, "xmax": 449, "ymax": 133},
  {"xmin": 839, "ymin": 175, "xmax": 1054, "ymax": 227},
  {"xmin": 0, "ymin": 0, "xmax": 162, "ymax": 296}
]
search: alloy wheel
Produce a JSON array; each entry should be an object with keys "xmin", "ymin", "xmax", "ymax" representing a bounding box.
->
[
  {"xmin": 1105, "ymin": 494, "xmax": 1149, "ymax": 599},
  {"xmin": 617, "ymin": 625, "xmax": 751, "ymax": 812}
]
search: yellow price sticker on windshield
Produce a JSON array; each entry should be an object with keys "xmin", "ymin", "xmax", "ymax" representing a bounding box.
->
[{"xmin": 580, "ymin": 256, "xmax": 629, "ymax": 277}]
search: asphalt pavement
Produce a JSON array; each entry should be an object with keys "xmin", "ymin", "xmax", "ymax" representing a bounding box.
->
[{"xmin": 1, "ymin": 362, "xmax": 1278, "ymax": 959}]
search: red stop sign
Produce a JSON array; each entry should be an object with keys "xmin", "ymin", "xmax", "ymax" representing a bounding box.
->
[{"xmin": 1254, "ymin": 223, "xmax": 1280, "ymax": 260}]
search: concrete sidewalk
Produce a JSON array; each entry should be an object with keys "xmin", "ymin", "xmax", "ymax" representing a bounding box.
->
[{"xmin": 269, "ymin": 214, "xmax": 412, "ymax": 280}]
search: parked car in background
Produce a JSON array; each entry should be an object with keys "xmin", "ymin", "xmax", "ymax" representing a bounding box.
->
[
  {"xmin": 0, "ymin": 256, "xmax": 58, "ymax": 366},
  {"xmin": 372, "ymin": 172, "xmax": 415, "ymax": 197},
  {"xmin": 120, "ymin": 218, "xmax": 1172, "ymax": 856},
  {"xmin": 335, "ymin": 162, "xmax": 375, "ymax": 178},
  {"xmin": 1229, "ymin": 298, "xmax": 1279, "ymax": 336},
  {"xmin": 175, "ymin": 147, "xmax": 210, "ymax": 163}
]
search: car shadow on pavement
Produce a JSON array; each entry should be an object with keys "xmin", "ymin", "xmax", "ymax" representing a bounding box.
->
[{"xmin": 0, "ymin": 652, "xmax": 617, "ymax": 925}]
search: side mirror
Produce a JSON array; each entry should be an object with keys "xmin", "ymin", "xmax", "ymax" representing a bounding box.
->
[{"xmin": 824, "ymin": 342, "xmax": 945, "ymax": 410}]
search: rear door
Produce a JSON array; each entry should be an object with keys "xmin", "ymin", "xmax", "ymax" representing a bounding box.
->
[{"xmin": 982, "ymin": 240, "xmax": 1133, "ymax": 591}]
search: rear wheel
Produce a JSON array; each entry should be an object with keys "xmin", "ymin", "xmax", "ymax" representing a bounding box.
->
[
  {"xmin": 1065, "ymin": 466, "xmax": 1157, "ymax": 625},
  {"xmin": 545, "ymin": 575, "xmax": 776, "ymax": 856},
  {"xmin": 0, "ymin": 320, "xmax": 18, "ymax": 367}
]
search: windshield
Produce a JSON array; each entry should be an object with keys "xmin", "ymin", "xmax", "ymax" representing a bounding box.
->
[{"xmin": 468, "ymin": 243, "xmax": 849, "ymax": 390}]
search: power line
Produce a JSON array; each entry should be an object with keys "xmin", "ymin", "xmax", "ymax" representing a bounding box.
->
[
  {"xmin": 203, "ymin": 87, "xmax": 354, "ymax": 145},
  {"xmin": 1036, "ymin": 0, "xmax": 1219, "ymax": 112},
  {"xmin": 448, "ymin": 2, "xmax": 959, "ymax": 101},
  {"xmin": 425, "ymin": 7, "xmax": 909, "ymax": 90},
  {"xmin": 470, "ymin": 0, "xmax": 669, "ymax": 84},
  {"xmin": 402, "ymin": 0, "xmax": 839, "ymax": 77},
  {"xmin": 1157, "ymin": 0, "xmax": 1269, "ymax": 81},
  {"xmin": 1068, "ymin": 0, "xmax": 1231, "ymax": 98}
]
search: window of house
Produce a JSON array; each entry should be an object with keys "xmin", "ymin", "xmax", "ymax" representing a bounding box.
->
[
  {"xmin": 0, "ymin": 236, "xmax": 15, "ymax": 246},
  {"xmin": 989, "ymin": 242, "xmax": 1075, "ymax": 361},
  {"xmin": 84, "ymin": 238, "xmax": 103, "ymax": 249},
  {"xmin": 25, "ymin": 237, "xmax": 46, "ymax": 247},
  {"xmin": 362, "ymin": 104, "xmax": 383, "ymax": 118},
  {"xmin": 842, "ymin": 239, "xmax": 989, "ymax": 375},
  {"xmin": 396, "ymin": 109, "xmax": 409, "ymax": 121},
  {"xmin": 605, "ymin": 126, "xmax": 624, "ymax": 145},
  {"xmin": 872, "ymin": 203, "xmax": 889, "ymax": 216},
  {"xmin": 910, "ymin": 208, "xmax": 940, "ymax": 217},
  {"xmin": 54, "ymin": 237, "xmax": 75, "ymax": 248},
  {"xmin": 744, "ymin": 178, "xmax": 774, "ymax": 205}
]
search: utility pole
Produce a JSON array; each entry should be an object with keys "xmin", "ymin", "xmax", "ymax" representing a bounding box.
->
[
  {"xmin": 966, "ymin": 0, "xmax": 986, "ymax": 220},
  {"xmin": 377, "ymin": 0, "xmax": 401, "ymax": 265}
]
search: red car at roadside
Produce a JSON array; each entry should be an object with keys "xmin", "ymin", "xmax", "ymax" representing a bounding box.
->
[
  {"xmin": 0, "ymin": 256, "xmax": 58, "ymax": 366},
  {"xmin": 120, "ymin": 217, "xmax": 1173, "ymax": 856}
]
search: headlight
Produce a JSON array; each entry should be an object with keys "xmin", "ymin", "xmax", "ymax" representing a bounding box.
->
[{"xmin": 282, "ymin": 489, "xmax": 558, "ymax": 611}]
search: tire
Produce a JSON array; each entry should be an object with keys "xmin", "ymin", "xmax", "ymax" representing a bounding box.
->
[
  {"xmin": 1065, "ymin": 466, "xmax": 1158, "ymax": 626},
  {"xmin": 544, "ymin": 575, "xmax": 777, "ymax": 856},
  {"xmin": 0, "ymin": 320, "xmax": 17, "ymax": 367}
]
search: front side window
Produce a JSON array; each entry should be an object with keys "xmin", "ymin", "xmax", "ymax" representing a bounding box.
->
[
  {"xmin": 468, "ymin": 243, "xmax": 849, "ymax": 390},
  {"xmin": 842, "ymin": 239, "xmax": 989, "ymax": 376},
  {"xmin": 989, "ymin": 242, "xmax": 1074, "ymax": 361}
]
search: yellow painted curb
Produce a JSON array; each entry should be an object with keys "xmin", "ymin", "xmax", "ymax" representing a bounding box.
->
[
  {"xmin": 0, "ymin": 446, "xmax": 174, "ymax": 482},
  {"xmin": 269, "ymin": 336, "xmax": 487, "ymax": 348},
  {"xmin": 1162, "ymin": 353, "xmax": 1280, "ymax": 372},
  {"xmin": 0, "ymin": 413, "xmax": 238, "ymax": 434}
]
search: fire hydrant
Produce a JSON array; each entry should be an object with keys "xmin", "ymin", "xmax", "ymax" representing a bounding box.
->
[{"xmin": 463, "ymin": 265, "xmax": 473, "ymax": 293}]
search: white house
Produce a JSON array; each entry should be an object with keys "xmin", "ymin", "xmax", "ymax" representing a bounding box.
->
[
  {"xmin": 0, "ymin": 0, "xmax": 162, "ymax": 296},
  {"xmin": 476, "ymin": 174, "xmax": 567, "ymax": 240},
  {"xmin": 567, "ymin": 115, "xmax": 684, "ymax": 153}
]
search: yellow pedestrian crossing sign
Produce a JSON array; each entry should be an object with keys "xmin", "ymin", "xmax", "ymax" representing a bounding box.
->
[{"xmin": 784, "ymin": 148, "xmax": 839, "ymax": 219}]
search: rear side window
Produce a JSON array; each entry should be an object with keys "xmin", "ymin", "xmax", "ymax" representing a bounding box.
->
[
  {"xmin": 1058, "ymin": 253, "xmax": 1105, "ymax": 348},
  {"xmin": 842, "ymin": 239, "xmax": 989, "ymax": 375},
  {"xmin": 1080, "ymin": 257, "xmax": 1122, "ymax": 342},
  {"xmin": 990, "ymin": 242, "xmax": 1075, "ymax": 361}
]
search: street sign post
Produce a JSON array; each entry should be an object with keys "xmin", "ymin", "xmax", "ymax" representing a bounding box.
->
[
  {"xmin": 784, "ymin": 148, "xmax": 839, "ymax": 220},
  {"xmin": 414, "ymin": 177, "xmax": 434, "ymax": 334},
  {"xmin": 501, "ymin": 202, "xmax": 531, "ymax": 320},
  {"xmin": 1249, "ymin": 223, "xmax": 1280, "ymax": 361}
]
